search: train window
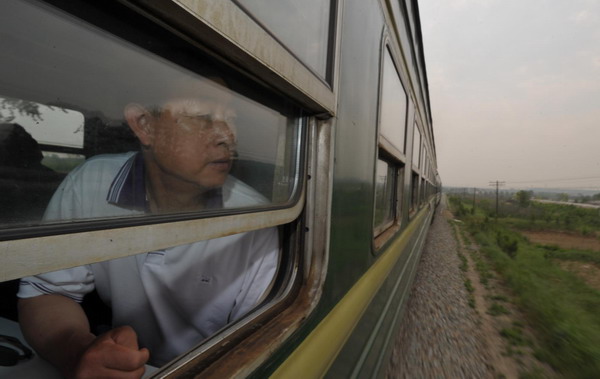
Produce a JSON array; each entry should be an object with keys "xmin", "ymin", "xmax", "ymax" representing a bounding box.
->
[
  {"xmin": 373, "ymin": 151, "xmax": 405, "ymax": 250},
  {"xmin": 412, "ymin": 123, "xmax": 421, "ymax": 168},
  {"xmin": 234, "ymin": 0, "xmax": 334, "ymax": 79},
  {"xmin": 0, "ymin": 0, "xmax": 302, "ymax": 232},
  {"xmin": 379, "ymin": 48, "xmax": 408, "ymax": 157},
  {"xmin": 0, "ymin": 0, "xmax": 311, "ymax": 376},
  {"xmin": 410, "ymin": 171, "xmax": 419, "ymax": 214},
  {"xmin": 374, "ymin": 158, "xmax": 396, "ymax": 234},
  {"xmin": 372, "ymin": 45, "xmax": 410, "ymax": 248}
]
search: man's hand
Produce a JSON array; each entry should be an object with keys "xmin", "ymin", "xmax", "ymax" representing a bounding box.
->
[{"xmin": 73, "ymin": 326, "xmax": 150, "ymax": 379}]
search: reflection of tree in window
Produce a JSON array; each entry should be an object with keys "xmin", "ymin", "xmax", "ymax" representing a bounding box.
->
[
  {"xmin": 374, "ymin": 159, "xmax": 395, "ymax": 230},
  {"xmin": 0, "ymin": 98, "xmax": 45, "ymax": 123}
]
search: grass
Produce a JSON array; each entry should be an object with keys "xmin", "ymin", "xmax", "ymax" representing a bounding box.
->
[
  {"xmin": 458, "ymin": 251, "xmax": 468, "ymax": 272},
  {"xmin": 488, "ymin": 303, "xmax": 510, "ymax": 316},
  {"xmin": 542, "ymin": 247, "xmax": 600, "ymax": 266},
  {"xmin": 470, "ymin": 249, "xmax": 493, "ymax": 288},
  {"xmin": 448, "ymin": 195, "xmax": 600, "ymax": 377},
  {"xmin": 501, "ymin": 326, "xmax": 528, "ymax": 346},
  {"xmin": 464, "ymin": 279, "xmax": 474, "ymax": 293},
  {"xmin": 490, "ymin": 294, "xmax": 509, "ymax": 302}
]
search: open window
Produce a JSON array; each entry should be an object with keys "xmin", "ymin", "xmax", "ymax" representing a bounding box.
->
[{"xmin": 0, "ymin": 0, "xmax": 316, "ymax": 375}]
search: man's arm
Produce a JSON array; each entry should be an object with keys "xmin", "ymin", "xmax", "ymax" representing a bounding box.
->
[{"xmin": 18, "ymin": 295, "xmax": 149, "ymax": 378}]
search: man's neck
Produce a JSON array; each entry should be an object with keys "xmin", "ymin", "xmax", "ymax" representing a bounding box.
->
[{"xmin": 143, "ymin": 158, "xmax": 210, "ymax": 213}]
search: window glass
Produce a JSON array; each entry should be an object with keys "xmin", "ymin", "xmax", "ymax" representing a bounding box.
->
[
  {"xmin": 0, "ymin": 0, "xmax": 302, "ymax": 229},
  {"xmin": 235, "ymin": 0, "xmax": 332, "ymax": 78},
  {"xmin": 410, "ymin": 171, "xmax": 419, "ymax": 212},
  {"xmin": 380, "ymin": 48, "xmax": 408, "ymax": 155},
  {"xmin": 374, "ymin": 158, "xmax": 395, "ymax": 233},
  {"xmin": 412, "ymin": 124, "xmax": 421, "ymax": 168},
  {"xmin": 396, "ymin": 166, "xmax": 405, "ymax": 220},
  {"xmin": 1, "ymin": 0, "xmax": 296, "ymax": 373}
]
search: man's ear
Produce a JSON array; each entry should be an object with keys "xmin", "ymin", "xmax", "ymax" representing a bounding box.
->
[{"xmin": 124, "ymin": 103, "xmax": 154, "ymax": 146}]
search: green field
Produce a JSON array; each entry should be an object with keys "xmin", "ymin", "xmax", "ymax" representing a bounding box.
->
[{"xmin": 448, "ymin": 195, "xmax": 600, "ymax": 378}]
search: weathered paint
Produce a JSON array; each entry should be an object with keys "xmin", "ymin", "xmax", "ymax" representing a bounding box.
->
[{"xmin": 271, "ymin": 208, "xmax": 428, "ymax": 378}]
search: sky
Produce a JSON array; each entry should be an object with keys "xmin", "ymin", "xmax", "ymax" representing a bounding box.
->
[{"xmin": 419, "ymin": 0, "xmax": 600, "ymax": 191}]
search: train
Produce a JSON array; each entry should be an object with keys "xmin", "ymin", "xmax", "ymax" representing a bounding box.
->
[{"xmin": 0, "ymin": 0, "xmax": 440, "ymax": 377}]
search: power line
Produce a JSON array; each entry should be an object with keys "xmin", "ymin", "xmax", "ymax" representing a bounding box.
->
[{"xmin": 506, "ymin": 176, "xmax": 600, "ymax": 184}]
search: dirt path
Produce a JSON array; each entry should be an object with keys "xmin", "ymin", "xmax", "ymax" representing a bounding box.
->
[
  {"xmin": 386, "ymin": 197, "xmax": 556, "ymax": 378},
  {"xmin": 453, "ymin": 220, "xmax": 556, "ymax": 378}
]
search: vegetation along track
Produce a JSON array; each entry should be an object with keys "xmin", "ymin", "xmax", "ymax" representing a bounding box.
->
[{"xmin": 386, "ymin": 197, "xmax": 555, "ymax": 378}]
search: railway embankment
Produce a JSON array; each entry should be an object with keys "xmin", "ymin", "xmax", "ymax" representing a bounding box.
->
[{"xmin": 386, "ymin": 198, "xmax": 555, "ymax": 378}]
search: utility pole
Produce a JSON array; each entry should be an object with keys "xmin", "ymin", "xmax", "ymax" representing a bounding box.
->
[
  {"xmin": 472, "ymin": 187, "xmax": 476, "ymax": 214},
  {"xmin": 489, "ymin": 181, "xmax": 505, "ymax": 218}
]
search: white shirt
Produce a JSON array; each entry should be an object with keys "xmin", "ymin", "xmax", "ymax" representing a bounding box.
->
[{"xmin": 18, "ymin": 152, "xmax": 279, "ymax": 366}]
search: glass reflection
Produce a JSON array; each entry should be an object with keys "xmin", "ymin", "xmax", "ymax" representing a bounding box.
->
[
  {"xmin": 380, "ymin": 49, "xmax": 408, "ymax": 154},
  {"xmin": 374, "ymin": 159, "xmax": 395, "ymax": 231},
  {"xmin": 0, "ymin": 0, "xmax": 300, "ymax": 228},
  {"xmin": 235, "ymin": 0, "xmax": 332, "ymax": 78}
]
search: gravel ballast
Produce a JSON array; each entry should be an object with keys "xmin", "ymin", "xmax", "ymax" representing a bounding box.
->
[{"xmin": 386, "ymin": 200, "xmax": 494, "ymax": 378}]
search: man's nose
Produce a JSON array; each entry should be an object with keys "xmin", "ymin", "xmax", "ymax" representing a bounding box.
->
[{"xmin": 212, "ymin": 122, "xmax": 236, "ymax": 147}]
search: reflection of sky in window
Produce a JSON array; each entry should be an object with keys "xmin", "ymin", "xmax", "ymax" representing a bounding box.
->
[
  {"xmin": 0, "ymin": 98, "xmax": 84, "ymax": 148},
  {"xmin": 380, "ymin": 50, "xmax": 407, "ymax": 154},
  {"xmin": 376, "ymin": 159, "xmax": 388, "ymax": 186},
  {"xmin": 412, "ymin": 126, "xmax": 421, "ymax": 166},
  {"xmin": 0, "ymin": 0, "xmax": 284, "ymax": 164},
  {"xmin": 236, "ymin": 0, "xmax": 331, "ymax": 77}
]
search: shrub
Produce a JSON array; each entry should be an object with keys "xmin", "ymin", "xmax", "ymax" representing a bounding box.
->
[{"xmin": 496, "ymin": 231, "xmax": 519, "ymax": 258}]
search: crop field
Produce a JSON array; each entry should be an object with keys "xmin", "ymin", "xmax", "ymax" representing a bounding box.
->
[
  {"xmin": 521, "ymin": 230, "xmax": 600, "ymax": 252},
  {"xmin": 447, "ymin": 193, "xmax": 600, "ymax": 378}
]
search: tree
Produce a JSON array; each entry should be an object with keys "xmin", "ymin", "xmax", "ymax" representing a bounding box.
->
[
  {"xmin": 515, "ymin": 190, "xmax": 533, "ymax": 208},
  {"xmin": 0, "ymin": 98, "xmax": 44, "ymax": 123}
]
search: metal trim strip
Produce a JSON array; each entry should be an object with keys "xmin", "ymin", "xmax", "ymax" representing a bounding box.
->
[
  {"xmin": 0, "ymin": 195, "xmax": 303, "ymax": 282},
  {"xmin": 271, "ymin": 207, "xmax": 429, "ymax": 378}
]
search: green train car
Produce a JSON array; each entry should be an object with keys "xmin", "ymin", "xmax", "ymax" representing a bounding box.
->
[{"xmin": 0, "ymin": 0, "xmax": 440, "ymax": 377}]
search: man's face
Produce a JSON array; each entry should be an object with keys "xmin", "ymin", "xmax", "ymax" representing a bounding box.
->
[{"xmin": 148, "ymin": 99, "xmax": 237, "ymax": 191}]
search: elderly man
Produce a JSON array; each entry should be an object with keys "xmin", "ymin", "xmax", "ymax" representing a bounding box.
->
[{"xmin": 17, "ymin": 96, "xmax": 279, "ymax": 378}]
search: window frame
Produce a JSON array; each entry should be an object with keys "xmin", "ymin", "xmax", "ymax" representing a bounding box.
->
[
  {"xmin": 153, "ymin": 117, "xmax": 335, "ymax": 378},
  {"xmin": 373, "ymin": 155, "xmax": 398, "ymax": 236},
  {"xmin": 372, "ymin": 37, "xmax": 410, "ymax": 251},
  {"xmin": 412, "ymin": 121, "xmax": 422, "ymax": 170},
  {"xmin": 0, "ymin": 0, "xmax": 313, "ymax": 281},
  {"xmin": 0, "ymin": 1, "xmax": 341, "ymax": 377},
  {"xmin": 120, "ymin": 0, "xmax": 338, "ymax": 116}
]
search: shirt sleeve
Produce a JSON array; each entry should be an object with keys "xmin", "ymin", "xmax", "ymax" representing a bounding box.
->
[
  {"xmin": 17, "ymin": 168, "xmax": 95, "ymax": 302},
  {"xmin": 229, "ymin": 226, "xmax": 280, "ymax": 322},
  {"xmin": 17, "ymin": 266, "xmax": 95, "ymax": 303}
]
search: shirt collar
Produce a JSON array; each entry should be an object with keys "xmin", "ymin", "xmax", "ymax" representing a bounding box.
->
[
  {"xmin": 107, "ymin": 152, "xmax": 148, "ymax": 211},
  {"xmin": 106, "ymin": 152, "xmax": 223, "ymax": 211}
]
